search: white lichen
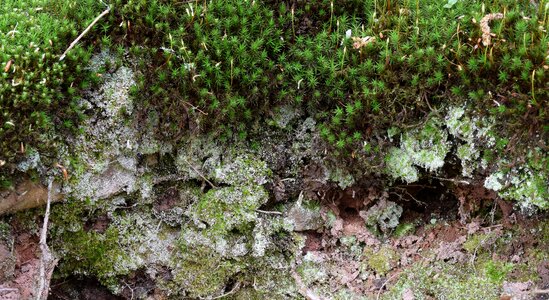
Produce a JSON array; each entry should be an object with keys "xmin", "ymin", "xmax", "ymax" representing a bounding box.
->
[{"xmin": 385, "ymin": 117, "xmax": 450, "ymax": 183}]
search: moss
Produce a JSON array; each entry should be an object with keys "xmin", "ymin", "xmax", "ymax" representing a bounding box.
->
[
  {"xmin": 0, "ymin": 0, "xmax": 101, "ymax": 164},
  {"xmin": 190, "ymin": 185, "xmax": 268, "ymax": 236},
  {"xmin": 363, "ymin": 246, "xmax": 398, "ymax": 276},
  {"xmin": 297, "ymin": 259, "xmax": 328, "ymax": 286},
  {"xmin": 462, "ymin": 231, "xmax": 499, "ymax": 254},
  {"xmin": 383, "ymin": 261, "xmax": 503, "ymax": 300},
  {"xmin": 170, "ymin": 246, "xmax": 244, "ymax": 298},
  {"xmin": 393, "ymin": 222, "xmax": 416, "ymax": 238},
  {"xmin": 483, "ymin": 260, "xmax": 514, "ymax": 284}
]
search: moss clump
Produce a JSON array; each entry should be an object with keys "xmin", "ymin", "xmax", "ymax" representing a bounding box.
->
[
  {"xmin": 393, "ymin": 222, "xmax": 416, "ymax": 238},
  {"xmin": 190, "ymin": 185, "xmax": 268, "ymax": 236},
  {"xmin": 383, "ymin": 261, "xmax": 503, "ymax": 300},
  {"xmin": 170, "ymin": 246, "xmax": 243, "ymax": 298},
  {"xmin": 0, "ymin": 0, "xmax": 103, "ymax": 165},
  {"xmin": 94, "ymin": 0, "xmax": 547, "ymax": 158},
  {"xmin": 54, "ymin": 227, "xmax": 124, "ymax": 287},
  {"xmin": 363, "ymin": 246, "xmax": 398, "ymax": 276},
  {"xmin": 462, "ymin": 231, "xmax": 500, "ymax": 254}
]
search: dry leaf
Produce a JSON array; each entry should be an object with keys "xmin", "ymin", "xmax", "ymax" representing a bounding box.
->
[
  {"xmin": 4, "ymin": 60, "xmax": 12, "ymax": 73},
  {"xmin": 480, "ymin": 13, "xmax": 504, "ymax": 46}
]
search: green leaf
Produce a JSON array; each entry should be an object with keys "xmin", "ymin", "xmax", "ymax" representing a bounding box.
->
[{"xmin": 443, "ymin": 0, "xmax": 459, "ymax": 8}]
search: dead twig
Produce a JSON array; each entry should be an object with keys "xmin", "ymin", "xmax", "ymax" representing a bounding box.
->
[
  {"xmin": 256, "ymin": 209, "xmax": 283, "ymax": 215},
  {"xmin": 60, "ymin": 6, "xmax": 111, "ymax": 61},
  {"xmin": 182, "ymin": 158, "xmax": 217, "ymax": 189},
  {"xmin": 182, "ymin": 100, "xmax": 208, "ymax": 116},
  {"xmin": 431, "ymin": 176, "xmax": 470, "ymax": 185},
  {"xmin": 36, "ymin": 177, "xmax": 59, "ymax": 300},
  {"xmin": 376, "ymin": 272, "xmax": 400, "ymax": 300},
  {"xmin": 291, "ymin": 269, "xmax": 325, "ymax": 300}
]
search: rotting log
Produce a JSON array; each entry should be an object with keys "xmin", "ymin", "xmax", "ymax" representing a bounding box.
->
[{"xmin": 0, "ymin": 179, "xmax": 62, "ymax": 215}]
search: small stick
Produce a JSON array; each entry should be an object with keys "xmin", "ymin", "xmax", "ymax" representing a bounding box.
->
[
  {"xmin": 183, "ymin": 159, "xmax": 217, "ymax": 189},
  {"xmin": 59, "ymin": 7, "xmax": 111, "ymax": 61},
  {"xmin": 431, "ymin": 176, "xmax": 470, "ymax": 185},
  {"xmin": 256, "ymin": 209, "xmax": 283, "ymax": 215},
  {"xmin": 37, "ymin": 178, "xmax": 56, "ymax": 299},
  {"xmin": 376, "ymin": 272, "xmax": 400, "ymax": 300}
]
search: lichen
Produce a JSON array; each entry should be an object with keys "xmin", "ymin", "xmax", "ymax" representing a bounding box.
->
[
  {"xmin": 444, "ymin": 106, "xmax": 495, "ymax": 177},
  {"xmin": 484, "ymin": 148, "xmax": 549, "ymax": 210},
  {"xmin": 385, "ymin": 147, "xmax": 419, "ymax": 183},
  {"xmin": 328, "ymin": 167, "xmax": 356, "ymax": 190},
  {"xmin": 385, "ymin": 117, "xmax": 450, "ymax": 183},
  {"xmin": 212, "ymin": 154, "xmax": 271, "ymax": 186},
  {"xmin": 285, "ymin": 198, "xmax": 324, "ymax": 232},
  {"xmin": 360, "ymin": 198, "xmax": 403, "ymax": 233}
]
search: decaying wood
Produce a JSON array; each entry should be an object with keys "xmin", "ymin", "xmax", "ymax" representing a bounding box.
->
[{"xmin": 0, "ymin": 179, "xmax": 62, "ymax": 215}]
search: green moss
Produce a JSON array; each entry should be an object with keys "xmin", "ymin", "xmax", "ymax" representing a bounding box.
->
[
  {"xmin": 363, "ymin": 246, "xmax": 398, "ymax": 276},
  {"xmin": 190, "ymin": 185, "xmax": 268, "ymax": 236},
  {"xmin": 0, "ymin": 0, "xmax": 101, "ymax": 165},
  {"xmin": 462, "ymin": 231, "xmax": 499, "ymax": 254},
  {"xmin": 483, "ymin": 260, "xmax": 514, "ymax": 284},
  {"xmin": 171, "ymin": 246, "xmax": 243, "ymax": 298},
  {"xmin": 393, "ymin": 222, "xmax": 416, "ymax": 238},
  {"xmin": 383, "ymin": 261, "xmax": 503, "ymax": 300}
]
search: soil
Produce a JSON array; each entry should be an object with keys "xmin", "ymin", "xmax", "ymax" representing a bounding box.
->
[{"xmin": 2, "ymin": 173, "xmax": 547, "ymax": 299}]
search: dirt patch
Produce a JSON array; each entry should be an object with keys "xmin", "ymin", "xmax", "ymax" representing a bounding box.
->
[
  {"xmin": 119, "ymin": 269, "xmax": 156, "ymax": 300},
  {"xmin": 302, "ymin": 231, "xmax": 323, "ymax": 254},
  {"xmin": 0, "ymin": 224, "xmax": 41, "ymax": 299},
  {"xmin": 154, "ymin": 186, "xmax": 180, "ymax": 212},
  {"xmin": 84, "ymin": 214, "xmax": 110, "ymax": 233},
  {"xmin": 49, "ymin": 276, "xmax": 123, "ymax": 300}
]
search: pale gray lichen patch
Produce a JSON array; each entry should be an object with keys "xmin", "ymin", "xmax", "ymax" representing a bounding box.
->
[
  {"xmin": 385, "ymin": 147, "xmax": 419, "ymax": 183},
  {"xmin": 86, "ymin": 49, "xmax": 116, "ymax": 73},
  {"xmin": 213, "ymin": 154, "xmax": 271, "ymax": 186},
  {"xmin": 269, "ymin": 105, "xmax": 301, "ymax": 129},
  {"xmin": 444, "ymin": 106, "xmax": 495, "ymax": 177},
  {"xmin": 175, "ymin": 135, "xmax": 222, "ymax": 180},
  {"xmin": 360, "ymin": 198, "xmax": 403, "ymax": 232},
  {"xmin": 484, "ymin": 172, "xmax": 505, "ymax": 192},
  {"xmin": 385, "ymin": 118, "xmax": 450, "ymax": 183},
  {"xmin": 385, "ymin": 106, "xmax": 499, "ymax": 182},
  {"xmin": 107, "ymin": 213, "xmax": 179, "ymax": 277},
  {"xmin": 252, "ymin": 216, "xmax": 293, "ymax": 257},
  {"xmin": 483, "ymin": 147, "xmax": 548, "ymax": 210},
  {"xmin": 16, "ymin": 148, "xmax": 41, "ymax": 172},
  {"xmin": 485, "ymin": 165, "xmax": 548, "ymax": 211},
  {"xmin": 63, "ymin": 62, "xmax": 141, "ymax": 203},
  {"xmin": 285, "ymin": 197, "xmax": 324, "ymax": 232},
  {"xmin": 328, "ymin": 167, "xmax": 355, "ymax": 189}
]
